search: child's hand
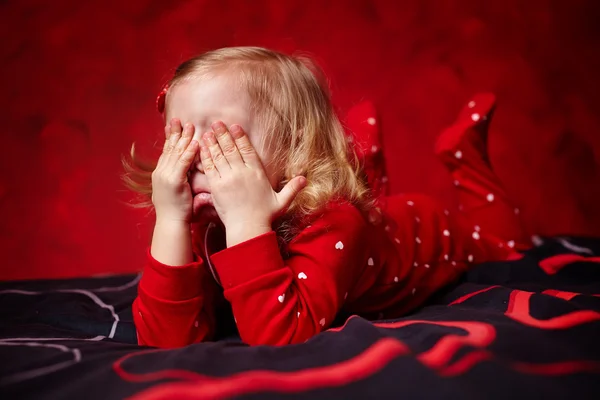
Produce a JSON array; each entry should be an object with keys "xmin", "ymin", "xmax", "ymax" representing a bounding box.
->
[
  {"xmin": 151, "ymin": 119, "xmax": 199, "ymax": 223},
  {"xmin": 200, "ymin": 122, "xmax": 307, "ymax": 246}
]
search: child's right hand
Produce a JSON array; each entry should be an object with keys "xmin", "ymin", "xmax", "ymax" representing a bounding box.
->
[{"xmin": 151, "ymin": 119, "xmax": 199, "ymax": 223}]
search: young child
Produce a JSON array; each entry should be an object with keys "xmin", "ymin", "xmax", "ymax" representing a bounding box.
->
[{"xmin": 123, "ymin": 47, "xmax": 529, "ymax": 348}]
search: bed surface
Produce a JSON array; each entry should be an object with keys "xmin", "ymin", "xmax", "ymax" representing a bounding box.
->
[{"xmin": 1, "ymin": 236, "xmax": 599, "ymax": 399}]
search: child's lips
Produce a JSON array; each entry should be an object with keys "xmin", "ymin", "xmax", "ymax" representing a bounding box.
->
[{"xmin": 193, "ymin": 190, "xmax": 211, "ymax": 199}]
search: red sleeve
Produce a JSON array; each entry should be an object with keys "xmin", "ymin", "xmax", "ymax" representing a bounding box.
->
[
  {"xmin": 210, "ymin": 202, "xmax": 369, "ymax": 346},
  {"xmin": 133, "ymin": 247, "xmax": 219, "ymax": 348}
]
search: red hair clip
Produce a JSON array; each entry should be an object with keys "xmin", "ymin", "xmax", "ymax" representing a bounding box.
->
[{"xmin": 156, "ymin": 84, "xmax": 169, "ymax": 114}]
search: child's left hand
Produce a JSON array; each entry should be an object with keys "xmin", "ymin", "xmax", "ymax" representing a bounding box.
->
[{"xmin": 200, "ymin": 121, "xmax": 307, "ymax": 247}]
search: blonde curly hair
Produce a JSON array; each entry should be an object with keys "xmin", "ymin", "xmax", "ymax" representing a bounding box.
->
[{"xmin": 121, "ymin": 46, "xmax": 373, "ymax": 240}]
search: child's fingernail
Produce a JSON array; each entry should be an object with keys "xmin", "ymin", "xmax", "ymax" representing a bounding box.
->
[
  {"xmin": 211, "ymin": 121, "xmax": 225, "ymax": 133},
  {"xmin": 230, "ymin": 124, "xmax": 242, "ymax": 136}
]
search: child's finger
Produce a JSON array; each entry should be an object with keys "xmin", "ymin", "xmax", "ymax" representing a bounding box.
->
[
  {"xmin": 173, "ymin": 123, "xmax": 194, "ymax": 154},
  {"xmin": 230, "ymin": 124, "xmax": 261, "ymax": 167},
  {"xmin": 200, "ymin": 142, "xmax": 220, "ymax": 179},
  {"xmin": 276, "ymin": 175, "xmax": 307, "ymax": 213},
  {"xmin": 168, "ymin": 118, "xmax": 182, "ymax": 148},
  {"xmin": 174, "ymin": 139, "xmax": 200, "ymax": 178},
  {"xmin": 160, "ymin": 123, "xmax": 172, "ymax": 156},
  {"xmin": 211, "ymin": 121, "xmax": 243, "ymax": 166},
  {"xmin": 203, "ymin": 131, "xmax": 230, "ymax": 172},
  {"xmin": 165, "ymin": 123, "xmax": 193, "ymax": 171}
]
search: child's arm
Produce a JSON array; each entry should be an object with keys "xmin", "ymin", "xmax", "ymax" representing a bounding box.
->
[
  {"xmin": 132, "ymin": 119, "xmax": 218, "ymax": 348},
  {"xmin": 209, "ymin": 202, "xmax": 369, "ymax": 346},
  {"xmin": 133, "ymin": 220, "xmax": 218, "ymax": 348}
]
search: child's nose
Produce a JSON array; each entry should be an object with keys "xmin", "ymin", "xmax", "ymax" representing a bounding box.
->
[
  {"xmin": 188, "ymin": 169, "xmax": 210, "ymax": 194},
  {"xmin": 192, "ymin": 126, "xmax": 204, "ymax": 169}
]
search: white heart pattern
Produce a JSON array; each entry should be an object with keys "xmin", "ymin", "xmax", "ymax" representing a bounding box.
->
[
  {"xmin": 278, "ymin": 294, "xmax": 285, "ymax": 303},
  {"xmin": 335, "ymin": 241, "xmax": 344, "ymax": 250},
  {"xmin": 367, "ymin": 257, "xmax": 374, "ymax": 266},
  {"xmin": 319, "ymin": 318, "xmax": 326, "ymax": 326}
]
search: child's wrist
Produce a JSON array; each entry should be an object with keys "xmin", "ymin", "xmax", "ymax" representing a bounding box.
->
[
  {"xmin": 155, "ymin": 214, "xmax": 191, "ymax": 228},
  {"xmin": 151, "ymin": 219, "xmax": 194, "ymax": 266},
  {"xmin": 225, "ymin": 222, "xmax": 272, "ymax": 248}
]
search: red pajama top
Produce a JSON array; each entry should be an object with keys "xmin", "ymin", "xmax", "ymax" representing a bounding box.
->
[{"xmin": 133, "ymin": 94, "xmax": 527, "ymax": 348}]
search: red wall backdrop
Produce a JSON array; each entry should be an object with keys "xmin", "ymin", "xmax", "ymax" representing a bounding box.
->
[{"xmin": 1, "ymin": 0, "xmax": 599, "ymax": 281}]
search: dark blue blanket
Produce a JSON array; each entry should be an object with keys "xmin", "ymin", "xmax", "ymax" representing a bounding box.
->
[{"xmin": 1, "ymin": 236, "xmax": 599, "ymax": 399}]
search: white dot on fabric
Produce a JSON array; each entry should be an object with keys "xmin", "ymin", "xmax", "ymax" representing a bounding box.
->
[
  {"xmin": 444, "ymin": 209, "xmax": 450, "ymax": 216},
  {"xmin": 394, "ymin": 276, "xmax": 399, "ymax": 282},
  {"xmin": 474, "ymin": 225, "xmax": 481, "ymax": 232},
  {"xmin": 444, "ymin": 254, "xmax": 449, "ymax": 261},
  {"xmin": 385, "ymin": 225, "xmax": 391, "ymax": 232},
  {"xmin": 416, "ymin": 237, "xmax": 422, "ymax": 244},
  {"xmin": 531, "ymin": 235, "xmax": 543, "ymax": 247},
  {"xmin": 344, "ymin": 292, "xmax": 348, "ymax": 300},
  {"xmin": 335, "ymin": 241, "xmax": 344, "ymax": 250},
  {"xmin": 455, "ymin": 150, "xmax": 463, "ymax": 159},
  {"xmin": 298, "ymin": 272, "xmax": 307, "ymax": 279},
  {"xmin": 407, "ymin": 200, "xmax": 414, "ymax": 206},
  {"xmin": 514, "ymin": 208, "xmax": 520, "ymax": 214},
  {"xmin": 194, "ymin": 320, "xmax": 199, "ymax": 328},
  {"xmin": 415, "ymin": 217, "xmax": 420, "ymax": 223},
  {"xmin": 394, "ymin": 237, "xmax": 401, "ymax": 244},
  {"xmin": 471, "ymin": 113, "xmax": 481, "ymax": 122},
  {"xmin": 297, "ymin": 312, "xmax": 300, "ymax": 318},
  {"xmin": 278, "ymin": 294, "xmax": 285, "ymax": 303},
  {"xmin": 319, "ymin": 318, "xmax": 326, "ymax": 327},
  {"xmin": 138, "ymin": 311, "xmax": 142, "ymax": 317},
  {"xmin": 454, "ymin": 180, "xmax": 460, "ymax": 186},
  {"xmin": 413, "ymin": 262, "xmax": 418, "ymax": 267},
  {"xmin": 468, "ymin": 254, "xmax": 474, "ymax": 262},
  {"xmin": 424, "ymin": 264, "xmax": 430, "ymax": 268},
  {"xmin": 451, "ymin": 261, "xmax": 457, "ymax": 266},
  {"xmin": 367, "ymin": 117, "xmax": 376, "ymax": 125},
  {"xmin": 468, "ymin": 101, "xmax": 476, "ymax": 108},
  {"xmin": 381, "ymin": 176, "xmax": 388, "ymax": 183},
  {"xmin": 412, "ymin": 288, "xmax": 416, "ymax": 295},
  {"xmin": 507, "ymin": 240, "xmax": 515, "ymax": 248},
  {"xmin": 371, "ymin": 145, "xmax": 378, "ymax": 153},
  {"xmin": 472, "ymin": 232, "xmax": 480, "ymax": 240},
  {"xmin": 368, "ymin": 257, "xmax": 374, "ymax": 266},
  {"xmin": 443, "ymin": 229, "xmax": 450, "ymax": 237},
  {"xmin": 487, "ymin": 193, "xmax": 495, "ymax": 202}
]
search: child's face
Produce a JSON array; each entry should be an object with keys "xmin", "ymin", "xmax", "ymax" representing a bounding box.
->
[{"xmin": 165, "ymin": 74, "xmax": 281, "ymax": 198}]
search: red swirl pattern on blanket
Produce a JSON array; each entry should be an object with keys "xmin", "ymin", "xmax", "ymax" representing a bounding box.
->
[{"xmin": 115, "ymin": 282, "xmax": 600, "ymax": 400}]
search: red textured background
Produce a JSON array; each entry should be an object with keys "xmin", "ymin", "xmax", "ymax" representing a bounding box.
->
[{"xmin": 1, "ymin": 0, "xmax": 599, "ymax": 281}]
